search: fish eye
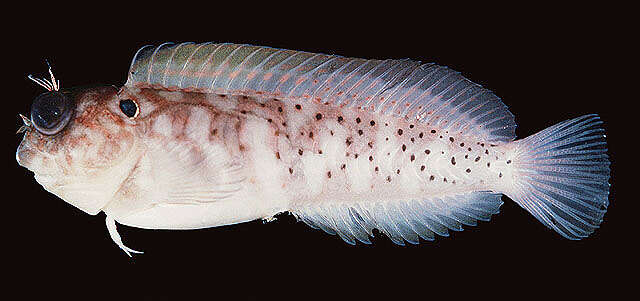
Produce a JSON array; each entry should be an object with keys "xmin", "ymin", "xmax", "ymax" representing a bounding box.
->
[
  {"xmin": 30, "ymin": 91, "xmax": 73, "ymax": 135},
  {"xmin": 119, "ymin": 99, "xmax": 139, "ymax": 118}
]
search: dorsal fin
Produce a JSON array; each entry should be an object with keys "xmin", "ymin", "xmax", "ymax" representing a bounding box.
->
[{"xmin": 126, "ymin": 43, "xmax": 516, "ymax": 142}]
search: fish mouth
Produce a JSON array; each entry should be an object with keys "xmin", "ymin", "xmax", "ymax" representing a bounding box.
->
[{"xmin": 15, "ymin": 134, "xmax": 33, "ymax": 169}]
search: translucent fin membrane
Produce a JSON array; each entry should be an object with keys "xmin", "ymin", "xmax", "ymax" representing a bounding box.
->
[
  {"xmin": 293, "ymin": 192, "xmax": 503, "ymax": 245},
  {"xmin": 126, "ymin": 43, "xmax": 516, "ymax": 142},
  {"xmin": 508, "ymin": 114, "xmax": 610, "ymax": 239}
]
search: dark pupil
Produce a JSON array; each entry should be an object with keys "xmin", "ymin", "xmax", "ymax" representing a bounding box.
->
[
  {"xmin": 32, "ymin": 94, "xmax": 65, "ymax": 129},
  {"xmin": 119, "ymin": 99, "xmax": 137, "ymax": 117}
]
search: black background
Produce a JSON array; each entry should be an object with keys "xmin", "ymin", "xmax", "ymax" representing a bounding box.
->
[{"xmin": 4, "ymin": 3, "xmax": 630, "ymax": 300}]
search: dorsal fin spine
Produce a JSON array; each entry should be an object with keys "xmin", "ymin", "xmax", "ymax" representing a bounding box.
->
[
  {"xmin": 288, "ymin": 55, "xmax": 337, "ymax": 97},
  {"xmin": 160, "ymin": 42, "xmax": 181, "ymax": 87},
  {"xmin": 226, "ymin": 46, "xmax": 265, "ymax": 91},
  {"xmin": 338, "ymin": 60, "xmax": 391, "ymax": 107},
  {"xmin": 178, "ymin": 42, "xmax": 210, "ymax": 88},
  {"xmin": 194, "ymin": 44, "xmax": 225, "ymax": 88},
  {"xmin": 386, "ymin": 64, "xmax": 438, "ymax": 116},
  {"xmin": 208, "ymin": 44, "xmax": 244, "ymax": 90},
  {"xmin": 148, "ymin": 42, "xmax": 174, "ymax": 84},
  {"xmin": 323, "ymin": 59, "xmax": 370, "ymax": 105},
  {"xmin": 309, "ymin": 58, "xmax": 355, "ymax": 98},
  {"xmin": 435, "ymin": 80, "xmax": 476, "ymax": 130},
  {"xmin": 275, "ymin": 53, "xmax": 322, "ymax": 94},
  {"xmin": 413, "ymin": 67, "xmax": 453, "ymax": 121},
  {"xmin": 446, "ymin": 89, "xmax": 485, "ymax": 134},
  {"xmin": 428, "ymin": 77, "xmax": 467, "ymax": 128},
  {"xmin": 380, "ymin": 65, "xmax": 421, "ymax": 114}
]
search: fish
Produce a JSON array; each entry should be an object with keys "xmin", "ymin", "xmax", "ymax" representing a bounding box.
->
[{"xmin": 16, "ymin": 42, "xmax": 611, "ymax": 256}]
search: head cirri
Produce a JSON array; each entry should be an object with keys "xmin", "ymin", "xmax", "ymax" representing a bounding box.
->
[{"xmin": 16, "ymin": 65, "xmax": 140, "ymax": 215}]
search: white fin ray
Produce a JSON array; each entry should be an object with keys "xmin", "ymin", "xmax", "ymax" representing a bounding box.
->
[
  {"xmin": 127, "ymin": 43, "xmax": 516, "ymax": 142},
  {"xmin": 292, "ymin": 192, "xmax": 503, "ymax": 245},
  {"xmin": 106, "ymin": 215, "xmax": 143, "ymax": 257},
  {"xmin": 507, "ymin": 114, "xmax": 610, "ymax": 240}
]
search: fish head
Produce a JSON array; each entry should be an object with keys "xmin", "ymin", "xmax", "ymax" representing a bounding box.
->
[{"xmin": 17, "ymin": 85, "xmax": 141, "ymax": 215}]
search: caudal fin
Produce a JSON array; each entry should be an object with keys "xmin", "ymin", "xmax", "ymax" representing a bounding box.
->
[{"xmin": 507, "ymin": 114, "xmax": 610, "ymax": 239}]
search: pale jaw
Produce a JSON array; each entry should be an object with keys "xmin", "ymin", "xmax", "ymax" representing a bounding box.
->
[{"xmin": 17, "ymin": 132, "xmax": 146, "ymax": 256}]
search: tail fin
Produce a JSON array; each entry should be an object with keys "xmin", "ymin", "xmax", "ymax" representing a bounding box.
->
[{"xmin": 507, "ymin": 114, "xmax": 610, "ymax": 239}]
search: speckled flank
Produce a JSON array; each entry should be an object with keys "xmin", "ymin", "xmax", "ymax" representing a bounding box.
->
[{"xmin": 122, "ymin": 88, "xmax": 514, "ymax": 213}]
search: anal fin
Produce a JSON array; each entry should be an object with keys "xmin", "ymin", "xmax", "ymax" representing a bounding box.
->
[{"xmin": 292, "ymin": 192, "xmax": 503, "ymax": 245}]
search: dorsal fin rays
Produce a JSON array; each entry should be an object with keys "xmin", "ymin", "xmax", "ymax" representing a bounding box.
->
[
  {"xmin": 286, "ymin": 55, "xmax": 339, "ymax": 98},
  {"xmin": 126, "ymin": 43, "xmax": 516, "ymax": 142}
]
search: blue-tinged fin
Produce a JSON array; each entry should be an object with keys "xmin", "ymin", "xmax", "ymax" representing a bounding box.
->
[
  {"xmin": 292, "ymin": 192, "xmax": 503, "ymax": 245},
  {"xmin": 507, "ymin": 114, "xmax": 610, "ymax": 239},
  {"xmin": 126, "ymin": 42, "xmax": 516, "ymax": 142}
]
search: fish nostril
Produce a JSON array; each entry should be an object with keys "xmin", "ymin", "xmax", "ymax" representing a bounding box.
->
[{"xmin": 30, "ymin": 91, "xmax": 73, "ymax": 135}]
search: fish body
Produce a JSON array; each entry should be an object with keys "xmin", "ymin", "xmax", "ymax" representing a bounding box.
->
[{"xmin": 16, "ymin": 43, "xmax": 611, "ymax": 254}]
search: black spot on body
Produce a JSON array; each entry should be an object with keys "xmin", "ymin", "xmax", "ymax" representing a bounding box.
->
[
  {"xmin": 397, "ymin": 129, "xmax": 403, "ymax": 135},
  {"xmin": 295, "ymin": 104, "xmax": 301, "ymax": 110},
  {"xmin": 356, "ymin": 117, "xmax": 361, "ymax": 123},
  {"xmin": 370, "ymin": 120, "xmax": 375, "ymax": 126},
  {"xmin": 315, "ymin": 113, "xmax": 322, "ymax": 120},
  {"xmin": 451, "ymin": 157, "xmax": 456, "ymax": 165}
]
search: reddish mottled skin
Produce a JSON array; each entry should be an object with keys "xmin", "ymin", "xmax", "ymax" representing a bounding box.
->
[{"xmin": 18, "ymin": 87, "xmax": 135, "ymax": 175}]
